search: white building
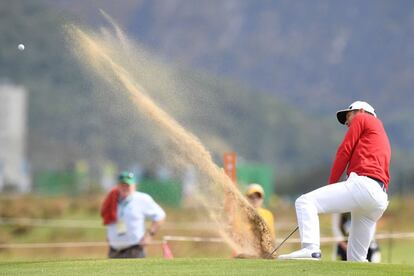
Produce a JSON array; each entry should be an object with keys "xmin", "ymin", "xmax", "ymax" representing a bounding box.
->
[{"xmin": 0, "ymin": 83, "xmax": 30, "ymax": 192}]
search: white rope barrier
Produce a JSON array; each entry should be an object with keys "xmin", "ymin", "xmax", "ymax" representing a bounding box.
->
[
  {"xmin": 0, "ymin": 217, "xmax": 307, "ymax": 232},
  {"xmin": 0, "ymin": 217, "xmax": 103, "ymax": 229},
  {"xmin": 0, "ymin": 217, "xmax": 217, "ymax": 231},
  {"xmin": 163, "ymin": 232, "xmax": 414, "ymax": 245},
  {"xmin": 0, "ymin": 241, "xmax": 107, "ymax": 249},
  {"xmin": 0, "ymin": 240, "xmax": 163, "ymax": 249},
  {"xmin": 163, "ymin": 235, "xmax": 224, "ymax": 243},
  {"xmin": 0, "ymin": 232, "xmax": 413, "ymax": 249}
]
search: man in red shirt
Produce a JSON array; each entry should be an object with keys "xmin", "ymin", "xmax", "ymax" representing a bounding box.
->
[{"xmin": 279, "ymin": 101, "xmax": 390, "ymax": 261}]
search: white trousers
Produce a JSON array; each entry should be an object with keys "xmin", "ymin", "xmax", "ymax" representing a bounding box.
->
[{"xmin": 295, "ymin": 172, "xmax": 388, "ymax": 261}]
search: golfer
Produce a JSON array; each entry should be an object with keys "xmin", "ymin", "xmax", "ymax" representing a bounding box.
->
[
  {"xmin": 279, "ymin": 101, "xmax": 390, "ymax": 261},
  {"xmin": 101, "ymin": 171, "xmax": 166, "ymax": 258}
]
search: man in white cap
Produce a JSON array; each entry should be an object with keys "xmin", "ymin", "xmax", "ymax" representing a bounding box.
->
[{"xmin": 279, "ymin": 101, "xmax": 390, "ymax": 261}]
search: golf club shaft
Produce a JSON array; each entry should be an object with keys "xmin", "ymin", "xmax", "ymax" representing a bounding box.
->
[{"xmin": 268, "ymin": 225, "xmax": 299, "ymax": 258}]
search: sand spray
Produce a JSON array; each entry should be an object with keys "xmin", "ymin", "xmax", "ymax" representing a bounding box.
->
[{"xmin": 66, "ymin": 20, "xmax": 274, "ymax": 257}]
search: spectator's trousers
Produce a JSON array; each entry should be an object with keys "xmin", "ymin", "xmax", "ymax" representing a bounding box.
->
[{"xmin": 108, "ymin": 244, "xmax": 145, "ymax": 258}]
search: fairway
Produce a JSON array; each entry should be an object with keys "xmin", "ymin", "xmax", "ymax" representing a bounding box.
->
[
  {"xmin": 2, "ymin": 2, "xmax": 414, "ymax": 276},
  {"xmin": 1, "ymin": 258, "xmax": 413, "ymax": 276}
]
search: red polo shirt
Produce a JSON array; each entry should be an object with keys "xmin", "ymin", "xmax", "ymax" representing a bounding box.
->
[{"xmin": 328, "ymin": 113, "xmax": 391, "ymax": 189}]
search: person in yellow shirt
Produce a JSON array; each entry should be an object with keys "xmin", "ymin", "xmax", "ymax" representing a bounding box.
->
[{"xmin": 245, "ymin": 183, "xmax": 276, "ymax": 239}]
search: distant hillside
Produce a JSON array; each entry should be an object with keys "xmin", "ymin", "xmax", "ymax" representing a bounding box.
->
[
  {"xmin": 51, "ymin": 0, "xmax": 414, "ymax": 193},
  {"xmin": 50, "ymin": 0, "xmax": 414, "ymax": 151},
  {"xmin": 122, "ymin": 1, "xmax": 414, "ymax": 147},
  {"xmin": 1, "ymin": 0, "xmax": 413, "ymax": 194}
]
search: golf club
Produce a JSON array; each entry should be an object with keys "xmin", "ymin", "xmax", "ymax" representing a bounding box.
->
[{"xmin": 267, "ymin": 225, "xmax": 299, "ymax": 258}]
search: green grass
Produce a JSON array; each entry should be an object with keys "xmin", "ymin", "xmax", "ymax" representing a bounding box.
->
[
  {"xmin": 1, "ymin": 196, "xmax": 413, "ymax": 265},
  {"xmin": 0, "ymin": 258, "xmax": 413, "ymax": 276}
]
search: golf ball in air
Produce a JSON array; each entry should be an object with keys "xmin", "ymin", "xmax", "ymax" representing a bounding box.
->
[{"xmin": 18, "ymin": 44, "xmax": 25, "ymax": 51}]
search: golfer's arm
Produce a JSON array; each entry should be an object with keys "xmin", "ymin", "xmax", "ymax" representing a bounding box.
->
[
  {"xmin": 148, "ymin": 219, "xmax": 164, "ymax": 236},
  {"xmin": 328, "ymin": 117, "xmax": 364, "ymax": 184}
]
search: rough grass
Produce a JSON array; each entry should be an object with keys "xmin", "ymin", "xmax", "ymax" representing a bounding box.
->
[
  {"xmin": 1, "ymin": 195, "xmax": 414, "ymax": 264},
  {"xmin": 0, "ymin": 258, "xmax": 413, "ymax": 276}
]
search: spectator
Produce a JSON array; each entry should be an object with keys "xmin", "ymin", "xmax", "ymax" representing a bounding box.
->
[
  {"xmin": 101, "ymin": 171, "xmax": 166, "ymax": 258},
  {"xmin": 332, "ymin": 212, "xmax": 381, "ymax": 262},
  {"xmin": 245, "ymin": 183, "xmax": 276, "ymax": 239}
]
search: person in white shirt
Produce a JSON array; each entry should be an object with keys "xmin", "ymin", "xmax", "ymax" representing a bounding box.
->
[{"xmin": 102, "ymin": 171, "xmax": 166, "ymax": 258}]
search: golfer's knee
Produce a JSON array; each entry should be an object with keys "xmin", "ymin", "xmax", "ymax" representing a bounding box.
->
[{"xmin": 295, "ymin": 194, "xmax": 313, "ymax": 209}]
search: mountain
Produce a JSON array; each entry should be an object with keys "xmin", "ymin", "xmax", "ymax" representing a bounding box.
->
[
  {"xmin": 48, "ymin": 0, "xmax": 414, "ymax": 156},
  {"xmin": 1, "ymin": 0, "xmax": 413, "ymax": 194}
]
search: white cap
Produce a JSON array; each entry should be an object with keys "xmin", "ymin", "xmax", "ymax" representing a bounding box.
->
[{"xmin": 336, "ymin": 101, "xmax": 377, "ymax": 125}]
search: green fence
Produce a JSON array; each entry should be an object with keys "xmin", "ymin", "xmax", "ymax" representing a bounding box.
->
[
  {"xmin": 33, "ymin": 165, "xmax": 270, "ymax": 208},
  {"xmin": 33, "ymin": 171, "xmax": 82, "ymax": 196},
  {"xmin": 139, "ymin": 179, "xmax": 182, "ymax": 208},
  {"xmin": 236, "ymin": 163, "xmax": 274, "ymax": 205},
  {"xmin": 33, "ymin": 170, "xmax": 182, "ymax": 207}
]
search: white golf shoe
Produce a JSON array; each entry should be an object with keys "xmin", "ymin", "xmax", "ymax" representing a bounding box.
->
[{"xmin": 278, "ymin": 248, "xmax": 322, "ymax": 260}]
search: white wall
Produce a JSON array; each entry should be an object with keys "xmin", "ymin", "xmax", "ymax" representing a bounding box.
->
[{"xmin": 0, "ymin": 83, "xmax": 30, "ymax": 192}]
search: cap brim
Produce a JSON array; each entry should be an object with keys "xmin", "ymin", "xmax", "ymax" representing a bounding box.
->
[
  {"xmin": 119, "ymin": 180, "xmax": 135, "ymax": 185},
  {"xmin": 246, "ymin": 190, "xmax": 264, "ymax": 197},
  {"xmin": 336, "ymin": 110, "xmax": 349, "ymax": 125}
]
